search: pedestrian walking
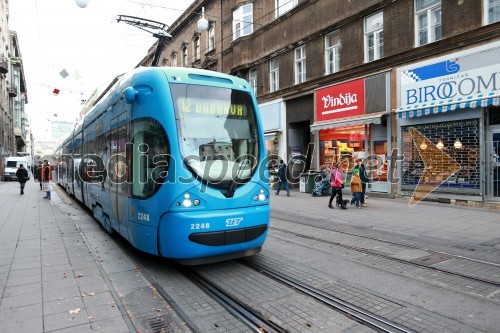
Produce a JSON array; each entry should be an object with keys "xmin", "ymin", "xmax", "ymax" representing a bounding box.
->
[
  {"xmin": 35, "ymin": 161, "xmax": 43, "ymax": 190},
  {"xmin": 275, "ymin": 159, "xmax": 290, "ymax": 197},
  {"xmin": 350, "ymin": 169, "xmax": 362, "ymax": 208},
  {"xmin": 15, "ymin": 164, "xmax": 29, "ymax": 195},
  {"xmin": 354, "ymin": 159, "xmax": 369, "ymax": 207},
  {"xmin": 41, "ymin": 160, "xmax": 55, "ymax": 199},
  {"xmin": 328, "ymin": 163, "xmax": 346, "ymax": 209}
]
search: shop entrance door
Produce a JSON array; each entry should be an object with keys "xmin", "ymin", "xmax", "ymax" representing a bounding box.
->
[
  {"xmin": 487, "ymin": 127, "xmax": 500, "ymax": 201},
  {"xmin": 369, "ymin": 139, "xmax": 390, "ymax": 193}
]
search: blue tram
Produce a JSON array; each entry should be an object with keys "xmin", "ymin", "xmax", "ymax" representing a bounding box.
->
[{"xmin": 54, "ymin": 67, "xmax": 270, "ymax": 264}]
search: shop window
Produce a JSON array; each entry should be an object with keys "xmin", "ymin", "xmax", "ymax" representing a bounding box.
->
[
  {"xmin": 401, "ymin": 119, "xmax": 480, "ymax": 192},
  {"xmin": 415, "ymin": 0, "xmax": 441, "ymax": 47},
  {"xmin": 319, "ymin": 125, "xmax": 367, "ymax": 169}
]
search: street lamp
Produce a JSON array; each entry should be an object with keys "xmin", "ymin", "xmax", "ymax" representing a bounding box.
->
[
  {"xmin": 197, "ymin": 7, "xmax": 209, "ymax": 31},
  {"xmin": 75, "ymin": 0, "xmax": 89, "ymax": 8}
]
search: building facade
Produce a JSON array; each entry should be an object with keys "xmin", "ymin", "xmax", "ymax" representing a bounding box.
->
[
  {"xmin": 138, "ymin": 0, "xmax": 500, "ymax": 202},
  {"xmin": 0, "ymin": 0, "xmax": 28, "ymax": 180}
]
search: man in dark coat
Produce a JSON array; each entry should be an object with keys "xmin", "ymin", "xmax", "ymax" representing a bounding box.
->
[
  {"xmin": 35, "ymin": 161, "xmax": 43, "ymax": 189},
  {"xmin": 16, "ymin": 164, "xmax": 29, "ymax": 195},
  {"xmin": 275, "ymin": 159, "xmax": 290, "ymax": 197},
  {"xmin": 353, "ymin": 159, "xmax": 370, "ymax": 207}
]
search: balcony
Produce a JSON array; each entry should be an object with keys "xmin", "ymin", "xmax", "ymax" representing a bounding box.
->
[
  {"xmin": 0, "ymin": 56, "xmax": 8, "ymax": 74},
  {"xmin": 8, "ymin": 84, "xmax": 18, "ymax": 97}
]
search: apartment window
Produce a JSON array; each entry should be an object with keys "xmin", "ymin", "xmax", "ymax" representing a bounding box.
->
[
  {"xmin": 294, "ymin": 45, "xmax": 306, "ymax": 84},
  {"xmin": 415, "ymin": 0, "xmax": 441, "ymax": 46},
  {"xmin": 233, "ymin": 4, "xmax": 253, "ymax": 40},
  {"xmin": 364, "ymin": 11, "xmax": 384, "ymax": 62},
  {"xmin": 194, "ymin": 37, "xmax": 200, "ymax": 60},
  {"xmin": 325, "ymin": 30, "xmax": 340, "ymax": 75},
  {"xmin": 275, "ymin": 0, "xmax": 298, "ymax": 17},
  {"xmin": 182, "ymin": 47, "xmax": 188, "ymax": 67},
  {"xmin": 270, "ymin": 58, "xmax": 279, "ymax": 92},
  {"xmin": 172, "ymin": 54, "xmax": 177, "ymax": 67},
  {"xmin": 249, "ymin": 67, "xmax": 257, "ymax": 95},
  {"xmin": 484, "ymin": 0, "xmax": 500, "ymax": 24},
  {"xmin": 208, "ymin": 26, "xmax": 215, "ymax": 51}
]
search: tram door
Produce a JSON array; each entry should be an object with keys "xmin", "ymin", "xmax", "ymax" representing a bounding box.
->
[
  {"xmin": 109, "ymin": 113, "xmax": 130, "ymax": 237},
  {"xmin": 487, "ymin": 127, "xmax": 500, "ymax": 201}
]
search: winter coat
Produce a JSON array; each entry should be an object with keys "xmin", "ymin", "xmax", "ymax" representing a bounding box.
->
[
  {"xmin": 277, "ymin": 163, "xmax": 288, "ymax": 182},
  {"xmin": 16, "ymin": 168, "xmax": 29, "ymax": 183},
  {"xmin": 330, "ymin": 168, "xmax": 343, "ymax": 188},
  {"xmin": 354, "ymin": 164, "xmax": 370, "ymax": 184},
  {"xmin": 35, "ymin": 165, "xmax": 42, "ymax": 180},
  {"xmin": 350, "ymin": 174, "xmax": 362, "ymax": 193},
  {"xmin": 41, "ymin": 164, "xmax": 55, "ymax": 181}
]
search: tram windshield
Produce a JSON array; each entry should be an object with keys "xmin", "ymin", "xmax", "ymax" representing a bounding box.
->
[{"xmin": 171, "ymin": 84, "xmax": 260, "ymax": 188}]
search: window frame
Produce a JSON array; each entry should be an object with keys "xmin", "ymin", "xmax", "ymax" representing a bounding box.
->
[
  {"xmin": 325, "ymin": 30, "xmax": 340, "ymax": 75},
  {"xmin": 364, "ymin": 11, "xmax": 384, "ymax": 63},
  {"xmin": 484, "ymin": 0, "xmax": 500, "ymax": 25},
  {"xmin": 194, "ymin": 37, "xmax": 200, "ymax": 60},
  {"xmin": 275, "ymin": 0, "xmax": 298, "ymax": 18},
  {"xmin": 294, "ymin": 45, "xmax": 306, "ymax": 85},
  {"xmin": 172, "ymin": 54, "xmax": 177, "ymax": 67},
  {"xmin": 208, "ymin": 26, "xmax": 215, "ymax": 51},
  {"xmin": 182, "ymin": 47, "xmax": 188, "ymax": 67},
  {"xmin": 414, "ymin": 0, "xmax": 442, "ymax": 47},
  {"xmin": 232, "ymin": 4, "xmax": 253, "ymax": 41},
  {"xmin": 269, "ymin": 58, "xmax": 279, "ymax": 93},
  {"xmin": 249, "ymin": 67, "xmax": 257, "ymax": 95}
]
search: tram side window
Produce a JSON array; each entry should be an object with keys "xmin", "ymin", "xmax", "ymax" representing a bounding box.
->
[{"xmin": 132, "ymin": 118, "xmax": 169, "ymax": 199}]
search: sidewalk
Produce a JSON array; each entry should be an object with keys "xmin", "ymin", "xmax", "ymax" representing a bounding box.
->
[
  {"xmin": 0, "ymin": 180, "xmax": 138, "ymax": 332},
  {"xmin": 1, "ymin": 180, "xmax": 499, "ymax": 332},
  {"xmin": 272, "ymin": 188, "xmax": 500, "ymax": 251}
]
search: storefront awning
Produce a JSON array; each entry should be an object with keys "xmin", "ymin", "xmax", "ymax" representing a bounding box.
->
[
  {"xmin": 397, "ymin": 92, "xmax": 500, "ymax": 119},
  {"xmin": 310, "ymin": 111, "xmax": 386, "ymax": 132}
]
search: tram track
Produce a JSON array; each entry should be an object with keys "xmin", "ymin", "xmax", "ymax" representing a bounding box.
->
[
  {"xmin": 241, "ymin": 258, "xmax": 416, "ymax": 333},
  {"xmin": 270, "ymin": 218, "xmax": 500, "ymax": 288}
]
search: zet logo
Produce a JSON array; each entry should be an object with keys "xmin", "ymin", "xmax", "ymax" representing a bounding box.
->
[
  {"xmin": 408, "ymin": 128, "xmax": 461, "ymax": 207},
  {"xmin": 226, "ymin": 217, "xmax": 243, "ymax": 227}
]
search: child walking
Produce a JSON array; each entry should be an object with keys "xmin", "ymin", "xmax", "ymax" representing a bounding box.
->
[{"xmin": 350, "ymin": 169, "xmax": 362, "ymax": 208}]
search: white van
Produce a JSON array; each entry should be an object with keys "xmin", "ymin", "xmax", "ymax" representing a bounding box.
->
[{"xmin": 4, "ymin": 156, "xmax": 32, "ymax": 181}]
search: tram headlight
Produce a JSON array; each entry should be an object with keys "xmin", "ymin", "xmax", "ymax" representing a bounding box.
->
[
  {"xmin": 182, "ymin": 193, "xmax": 192, "ymax": 207},
  {"xmin": 193, "ymin": 199, "xmax": 200, "ymax": 206},
  {"xmin": 255, "ymin": 189, "xmax": 267, "ymax": 201}
]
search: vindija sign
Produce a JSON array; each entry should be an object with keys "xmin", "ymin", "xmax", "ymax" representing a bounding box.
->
[{"xmin": 315, "ymin": 78, "xmax": 365, "ymax": 122}]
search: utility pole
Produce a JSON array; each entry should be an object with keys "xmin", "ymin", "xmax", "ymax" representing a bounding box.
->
[{"xmin": 116, "ymin": 15, "xmax": 172, "ymax": 67}]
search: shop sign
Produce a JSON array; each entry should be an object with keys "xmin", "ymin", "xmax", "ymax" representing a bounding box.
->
[
  {"xmin": 315, "ymin": 78, "xmax": 365, "ymax": 122},
  {"xmin": 398, "ymin": 43, "xmax": 500, "ymax": 109}
]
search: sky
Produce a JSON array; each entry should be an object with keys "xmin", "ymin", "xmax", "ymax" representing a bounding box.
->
[{"xmin": 9, "ymin": 0, "xmax": 194, "ymax": 141}]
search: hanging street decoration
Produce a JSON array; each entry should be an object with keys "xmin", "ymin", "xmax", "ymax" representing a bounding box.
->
[
  {"xmin": 59, "ymin": 69, "xmax": 69, "ymax": 78},
  {"xmin": 75, "ymin": 0, "xmax": 89, "ymax": 9},
  {"xmin": 53, "ymin": 88, "xmax": 60, "ymax": 96}
]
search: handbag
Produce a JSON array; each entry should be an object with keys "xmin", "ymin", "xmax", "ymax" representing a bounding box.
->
[{"xmin": 42, "ymin": 182, "xmax": 50, "ymax": 191}]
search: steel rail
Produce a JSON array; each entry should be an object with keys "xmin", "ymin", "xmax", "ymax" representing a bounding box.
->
[
  {"xmin": 181, "ymin": 267, "xmax": 289, "ymax": 333},
  {"xmin": 243, "ymin": 259, "xmax": 416, "ymax": 333}
]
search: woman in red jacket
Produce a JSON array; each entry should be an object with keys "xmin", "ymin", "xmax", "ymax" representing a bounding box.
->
[{"xmin": 41, "ymin": 160, "xmax": 55, "ymax": 199}]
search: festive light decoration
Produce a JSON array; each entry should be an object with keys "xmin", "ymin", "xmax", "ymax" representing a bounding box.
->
[
  {"xmin": 436, "ymin": 140, "xmax": 444, "ymax": 149},
  {"xmin": 75, "ymin": 0, "xmax": 89, "ymax": 8},
  {"xmin": 53, "ymin": 88, "xmax": 60, "ymax": 96},
  {"xmin": 454, "ymin": 138, "xmax": 462, "ymax": 149},
  {"xmin": 419, "ymin": 141, "xmax": 427, "ymax": 150}
]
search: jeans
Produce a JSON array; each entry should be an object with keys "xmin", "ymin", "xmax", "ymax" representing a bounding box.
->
[
  {"xmin": 352, "ymin": 192, "xmax": 361, "ymax": 207},
  {"xmin": 276, "ymin": 179, "xmax": 290, "ymax": 195}
]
